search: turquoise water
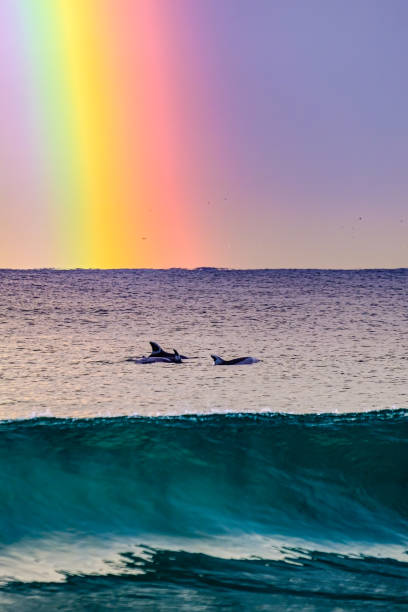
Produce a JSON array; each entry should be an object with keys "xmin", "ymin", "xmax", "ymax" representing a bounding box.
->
[{"xmin": 0, "ymin": 269, "xmax": 407, "ymax": 609}]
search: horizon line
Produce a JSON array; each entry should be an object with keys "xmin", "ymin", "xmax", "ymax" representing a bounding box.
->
[{"xmin": 1, "ymin": 266, "xmax": 407, "ymax": 272}]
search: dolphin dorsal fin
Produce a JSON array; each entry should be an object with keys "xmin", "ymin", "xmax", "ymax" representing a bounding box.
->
[
  {"xmin": 173, "ymin": 349, "xmax": 182, "ymax": 363},
  {"xmin": 150, "ymin": 341, "xmax": 161, "ymax": 354},
  {"xmin": 211, "ymin": 354, "xmax": 224, "ymax": 365}
]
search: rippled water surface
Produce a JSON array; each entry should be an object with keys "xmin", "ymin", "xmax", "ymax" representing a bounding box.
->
[
  {"xmin": 0, "ymin": 269, "xmax": 407, "ymax": 418},
  {"xmin": 1, "ymin": 269, "xmax": 408, "ymax": 610}
]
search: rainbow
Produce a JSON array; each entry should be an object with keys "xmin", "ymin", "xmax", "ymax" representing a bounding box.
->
[{"xmin": 2, "ymin": 1, "xmax": 204, "ymax": 268}]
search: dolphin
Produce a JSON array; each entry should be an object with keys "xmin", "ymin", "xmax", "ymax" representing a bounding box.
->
[
  {"xmin": 149, "ymin": 342, "xmax": 188, "ymax": 360},
  {"xmin": 211, "ymin": 354, "xmax": 260, "ymax": 365},
  {"xmin": 131, "ymin": 350, "xmax": 183, "ymax": 364}
]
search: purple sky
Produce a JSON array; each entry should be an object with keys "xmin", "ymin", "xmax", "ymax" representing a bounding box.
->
[
  {"xmin": 1, "ymin": 0, "xmax": 407, "ymax": 268},
  {"xmin": 187, "ymin": 0, "xmax": 408, "ymax": 267}
]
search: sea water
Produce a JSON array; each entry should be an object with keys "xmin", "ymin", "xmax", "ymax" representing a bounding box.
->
[{"xmin": 0, "ymin": 269, "xmax": 407, "ymax": 610}]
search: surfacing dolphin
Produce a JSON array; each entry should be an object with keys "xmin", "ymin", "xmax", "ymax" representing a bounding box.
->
[
  {"xmin": 149, "ymin": 342, "xmax": 188, "ymax": 360},
  {"xmin": 211, "ymin": 354, "xmax": 260, "ymax": 366},
  {"xmin": 132, "ymin": 350, "xmax": 183, "ymax": 364}
]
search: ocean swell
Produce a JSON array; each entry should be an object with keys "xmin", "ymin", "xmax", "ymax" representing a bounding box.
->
[
  {"xmin": 1, "ymin": 410, "xmax": 407, "ymax": 547},
  {"xmin": 1, "ymin": 411, "xmax": 408, "ymax": 608}
]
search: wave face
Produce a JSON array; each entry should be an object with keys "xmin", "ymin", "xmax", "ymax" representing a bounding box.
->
[{"xmin": 1, "ymin": 411, "xmax": 408, "ymax": 610}]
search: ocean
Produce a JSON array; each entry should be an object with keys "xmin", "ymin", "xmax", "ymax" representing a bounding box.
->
[{"xmin": 0, "ymin": 269, "xmax": 407, "ymax": 610}]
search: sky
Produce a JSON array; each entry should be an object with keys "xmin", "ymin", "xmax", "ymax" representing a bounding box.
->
[{"xmin": 0, "ymin": 0, "xmax": 407, "ymax": 269}]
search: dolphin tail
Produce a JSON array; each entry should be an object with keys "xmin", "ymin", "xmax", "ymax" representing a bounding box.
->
[{"xmin": 173, "ymin": 349, "xmax": 182, "ymax": 363}]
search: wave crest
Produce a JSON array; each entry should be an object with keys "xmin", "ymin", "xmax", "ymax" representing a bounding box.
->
[{"xmin": 1, "ymin": 410, "xmax": 407, "ymax": 547}]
